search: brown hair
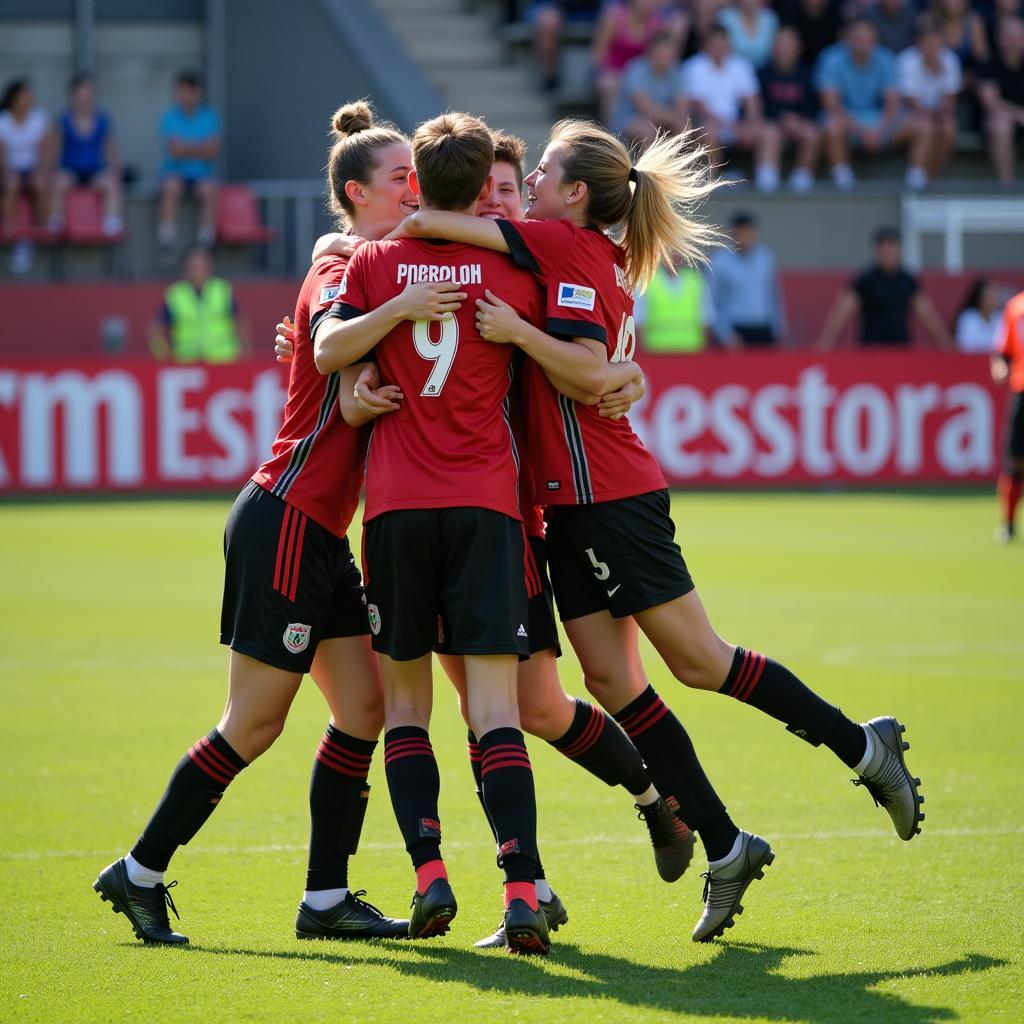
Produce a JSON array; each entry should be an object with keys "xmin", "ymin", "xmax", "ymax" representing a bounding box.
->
[
  {"xmin": 412, "ymin": 112, "xmax": 494, "ymax": 210},
  {"xmin": 550, "ymin": 118, "xmax": 722, "ymax": 292},
  {"xmin": 492, "ymin": 131, "xmax": 528, "ymax": 190},
  {"xmin": 326, "ymin": 99, "xmax": 407, "ymax": 228}
]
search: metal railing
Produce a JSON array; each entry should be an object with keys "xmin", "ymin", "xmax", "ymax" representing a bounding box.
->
[{"xmin": 902, "ymin": 195, "xmax": 1024, "ymax": 273}]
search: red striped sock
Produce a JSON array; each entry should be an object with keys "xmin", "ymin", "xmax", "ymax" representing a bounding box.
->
[
  {"xmin": 504, "ymin": 880, "xmax": 538, "ymax": 911},
  {"xmin": 415, "ymin": 859, "xmax": 448, "ymax": 895}
]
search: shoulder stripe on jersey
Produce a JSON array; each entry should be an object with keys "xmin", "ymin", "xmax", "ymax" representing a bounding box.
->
[
  {"xmin": 496, "ymin": 220, "xmax": 541, "ymax": 274},
  {"xmin": 546, "ymin": 317, "xmax": 608, "ymax": 346},
  {"xmin": 271, "ymin": 371, "xmax": 340, "ymax": 500},
  {"xmin": 309, "ymin": 307, "xmax": 331, "ymax": 339},
  {"xmin": 558, "ymin": 393, "xmax": 593, "ymax": 504}
]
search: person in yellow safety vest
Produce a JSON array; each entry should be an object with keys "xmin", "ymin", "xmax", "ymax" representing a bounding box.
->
[
  {"xmin": 150, "ymin": 246, "xmax": 247, "ymax": 361},
  {"xmin": 634, "ymin": 262, "xmax": 716, "ymax": 353}
]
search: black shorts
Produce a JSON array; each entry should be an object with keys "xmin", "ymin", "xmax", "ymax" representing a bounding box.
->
[
  {"xmin": 544, "ymin": 488, "xmax": 695, "ymax": 621},
  {"xmin": 363, "ymin": 507, "xmax": 530, "ymax": 661},
  {"xmin": 1006, "ymin": 390, "xmax": 1024, "ymax": 461},
  {"xmin": 220, "ymin": 480, "xmax": 368, "ymax": 673}
]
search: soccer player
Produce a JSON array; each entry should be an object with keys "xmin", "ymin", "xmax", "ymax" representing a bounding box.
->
[
  {"xmin": 312, "ymin": 112, "xmax": 553, "ymax": 955},
  {"xmin": 400, "ymin": 118, "xmax": 926, "ymax": 942},
  {"xmin": 992, "ymin": 288, "xmax": 1024, "ymax": 542},
  {"xmin": 93, "ymin": 101, "xmax": 456, "ymax": 945}
]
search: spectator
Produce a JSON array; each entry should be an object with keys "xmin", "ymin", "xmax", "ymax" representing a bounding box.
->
[
  {"xmin": 778, "ymin": 0, "xmax": 843, "ymax": 64},
  {"xmin": 955, "ymin": 276, "xmax": 1004, "ymax": 352},
  {"xmin": 529, "ymin": 1, "xmax": 602, "ymax": 94},
  {"xmin": 709, "ymin": 212, "xmax": 787, "ymax": 347},
  {"xmin": 718, "ymin": 0, "xmax": 780, "ymax": 70},
  {"xmin": 0, "ymin": 77, "xmax": 53, "ymax": 274},
  {"xmin": 868, "ymin": 0, "xmax": 918, "ymax": 55},
  {"xmin": 985, "ymin": 0, "xmax": 1022, "ymax": 51},
  {"xmin": 932, "ymin": 0, "xmax": 989, "ymax": 73},
  {"xmin": 593, "ymin": 0, "xmax": 684, "ymax": 123},
  {"xmin": 758, "ymin": 25, "xmax": 821, "ymax": 192},
  {"xmin": 612, "ymin": 31, "xmax": 689, "ymax": 145},
  {"xmin": 683, "ymin": 0, "xmax": 725, "ymax": 60},
  {"xmin": 157, "ymin": 71, "xmax": 220, "ymax": 251},
  {"xmin": 978, "ymin": 16, "xmax": 1024, "ymax": 184},
  {"xmin": 818, "ymin": 17, "xmax": 927, "ymax": 190},
  {"xmin": 816, "ymin": 226, "xmax": 953, "ymax": 349},
  {"xmin": 51, "ymin": 72, "xmax": 122, "ymax": 237},
  {"xmin": 150, "ymin": 247, "xmax": 248, "ymax": 362},
  {"xmin": 683, "ymin": 26, "xmax": 768, "ymax": 175},
  {"xmin": 635, "ymin": 262, "xmax": 716, "ymax": 351},
  {"xmin": 898, "ymin": 15, "xmax": 961, "ymax": 187}
]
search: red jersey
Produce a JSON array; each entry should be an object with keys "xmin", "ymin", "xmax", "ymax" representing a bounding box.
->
[
  {"xmin": 252, "ymin": 255, "xmax": 368, "ymax": 537},
  {"xmin": 497, "ymin": 218, "xmax": 666, "ymax": 505},
  {"xmin": 996, "ymin": 290, "xmax": 1024, "ymax": 393},
  {"xmin": 507, "ymin": 358, "xmax": 545, "ymax": 538},
  {"xmin": 330, "ymin": 237, "xmax": 545, "ymax": 523}
]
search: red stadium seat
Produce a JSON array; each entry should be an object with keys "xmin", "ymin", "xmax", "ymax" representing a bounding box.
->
[
  {"xmin": 65, "ymin": 187, "xmax": 124, "ymax": 245},
  {"xmin": 2, "ymin": 194, "xmax": 55, "ymax": 244},
  {"xmin": 216, "ymin": 184, "xmax": 276, "ymax": 244}
]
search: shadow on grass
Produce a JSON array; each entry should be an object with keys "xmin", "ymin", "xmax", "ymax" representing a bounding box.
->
[{"xmin": 173, "ymin": 938, "xmax": 1006, "ymax": 1023}]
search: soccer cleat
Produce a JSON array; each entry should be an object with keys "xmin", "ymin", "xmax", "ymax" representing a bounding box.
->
[
  {"xmin": 295, "ymin": 890, "xmax": 410, "ymax": 940},
  {"xmin": 692, "ymin": 832, "xmax": 774, "ymax": 943},
  {"xmin": 408, "ymin": 877, "xmax": 457, "ymax": 939},
  {"xmin": 995, "ymin": 524, "xmax": 1015, "ymax": 544},
  {"xmin": 852, "ymin": 717, "xmax": 925, "ymax": 841},
  {"xmin": 93, "ymin": 858, "xmax": 188, "ymax": 945},
  {"xmin": 474, "ymin": 891, "xmax": 568, "ymax": 949},
  {"xmin": 636, "ymin": 797, "xmax": 695, "ymax": 883},
  {"xmin": 503, "ymin": 898, "xmax": 551, "ymax": 956}
]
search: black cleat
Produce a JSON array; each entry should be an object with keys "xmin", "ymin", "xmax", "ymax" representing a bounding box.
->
[
  {"xmin": 93, "ymin": 858, "xmax": 188, "ymax": 945},
  {"xmin": 474, "ymin": 890, "xmax": 568, "ymax": 949},
  {"xmin": 296, "ymin": 889, "xmax": 410, "ymax": 940},
  {"xmin": 408, "ymin": 877, "xmax": 457, "ymax": 939},
  {"xmin": 504, "ymin": 898, "xmax": 551, "ymax": 956},
  {"xmin": 637, "ymin": 797, "xmax": 695, "ymax": 883}
]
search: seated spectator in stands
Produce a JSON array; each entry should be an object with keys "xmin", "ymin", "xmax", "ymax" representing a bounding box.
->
[
  {"xmin": 868, "ymin": 0, "xmax": 918, "ymax": 56},
  {"xmin": 150, "ymin": 246, "xmax": 248, "ymax": 362},
  {"xmin": 718, "ymin": 0, "xmax": 780, "ymax": 70},
  {"xmin": 682, "ymin": 0, "xmax": 725, "ymax": 60},
  {"xmin": 778, "ymin": 0, "xmax": 843, "ymax": 64},
  {"xmin": 635, "ymin": 262, "xmax": 716, "ymax": 352},
  {"xmin": 985, "ymin": 0, "xmax": 1022, "ymax": 51},
  {"xmin": 932, "ymin": 0, "xmax": 989, "ymax": 74},
  {"xmin": 955, "ymin": 276, "xmax": 1004, "ymax": 352},
  {"xmin": 709, "ymin": 212, "xmax": 787, "ymax": 347},
  {"xmin": 898, "ymin": 15, "xmax": 961, "ymax": 188},
  {"xmin": 0, "ymin": 77, "xmax": 53, "ymax": 274},
  {"xmin": 818, "ymin": 17, "xmax": 927, "ymax": 189},
  {"xmin": 816, "ymin": 226, "xmax": 953, "ymax": 349},
  {"xmin": 978, "ymin": 16, "xmax": 1024, "ymax": 184},
  {"xmin": 529, "ymin": 1, "xmax": 602, "ymax": 94},
  {"xmin": 51, "ymin": 72, "xmax": 122, "ymax": 237},
  {"xmin": 684, "ymin": 26, "xmax": 767, "ymax": 168},
  {"xmin": 612, "ymin": 31, "xmax": 689, "ymax": 145},
  {"xmin": 593, "ymin": 0, "xmax": 684, "ymax": 122},
  {"xmin": 758, "ymin": 26, "xmax": 821, "ymax": 192},
  {"xmin": 157, "ymin": 71, "xmax": 220, "ymax": 251}
]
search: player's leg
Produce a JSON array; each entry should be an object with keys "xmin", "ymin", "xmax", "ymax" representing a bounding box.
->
[{"xmin": 996, "ymin": 393, "xmax": 1024, "ymax": 541}]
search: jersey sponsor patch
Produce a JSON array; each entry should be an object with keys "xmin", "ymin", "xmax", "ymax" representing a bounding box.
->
[
  {"xmin": 546, "ymin": 480, "xmax": 561, "ymax": 491},
  {"xmin": 367, "ymin": 603, "xmax": 381, "ymax": 635},
  {"xmin": 338, "ymin": 275, "xmax": 348, "ymax": 295},
  {"xmin": 319, "ymin": 284, "xmax": 340, "ymax": 304},
  {"xmin": 283, "ymin": 622, "xmax": 311, "ymax": 654},
  {"xmin": 557, "ymin": 282, "xmax": 597, "ymax": 311}
]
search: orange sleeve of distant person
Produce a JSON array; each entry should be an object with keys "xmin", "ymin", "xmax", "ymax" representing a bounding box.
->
[{"xmin": 996, "ymin": 291, "xmax": 1024, "ymax": 393}]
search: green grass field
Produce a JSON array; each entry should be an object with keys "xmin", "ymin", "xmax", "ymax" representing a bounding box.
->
[{"xmin": 2, "ymin": 493, "xmax": 1021, "ymax": 1024}]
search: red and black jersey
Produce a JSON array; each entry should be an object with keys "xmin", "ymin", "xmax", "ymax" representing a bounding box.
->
[
  {"xmin": 252, "ymin": 255, "xmax": 368, "ymax": 538},
  {"xmin": 326, "ymin": 237, "xmax": 545, "ymax": 523},
  {"xmin": 496, "ymin": 218, "xmax": 666, "ymax": 506},
  {"xmin": 506, "ymin": 357, "xmax": 545, "ymax": 539}
]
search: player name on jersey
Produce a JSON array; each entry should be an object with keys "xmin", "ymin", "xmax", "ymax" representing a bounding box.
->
[{"xmin": 396, "ymin": 263, "xmax": 483, "ymax": 286}]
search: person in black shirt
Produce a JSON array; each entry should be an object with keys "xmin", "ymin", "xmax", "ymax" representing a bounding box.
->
[
  {"xmin": 758, "ymin": 26, "xmax": 821, "ymax": 193},
  {"xmin": 978, "ymin": 15, "xmax": 1024, "ymax": 183},
  {"xmin": 778, "ymin": 0, "xmax": 843, "ymax": 63},
  {"xmin": 816, "ymin": 227, "xmax": 954, "ymax": 349}
]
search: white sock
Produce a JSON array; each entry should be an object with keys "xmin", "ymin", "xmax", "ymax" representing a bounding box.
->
[
  {"xmin": 535, "ymin": 879, "xmax": 553, "ymax": 902},
  {"xmin": 633, "ymin": 784, "xmax": 660, "ymax": 807},
  {"xmin": 853, "ymin": 726, "xmax": 875, "ymax": 776},
  {"xmin": 125, "ymin": 853, "xmax": 164, "ymax": 889},
  {"xmin": 303, "ymin": 887, "xmax": 348, "ymax": 911},
  {"xmin": 707, "ymin": 832, "xmax": 745, "ymax": 872}
]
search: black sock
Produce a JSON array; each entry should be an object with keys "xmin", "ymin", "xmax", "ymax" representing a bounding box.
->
[
  {"xmin": 614, "ymin": 686, "xmax": 738, "ymax": 861},
  {"xmin": 306, "ymin": 725, "xmax": 376, "ymax": 892},
  {"xmin": 131, "ymin": 729, "xmax": 247, "ymax": 872},
  {"xmin": 477, "ymin": 727, "xmax": 538, "ymax": 884},
  {"xmin": 549, "ymin": 698, "xmax": 651, "ymax": 795},
  {"xmin": 384, "ymin": 727, "xmax": 441, "ymax": 869},
  {"xmin": 720, "ymin": 647, "xmax": 867, "ymax": 769}
]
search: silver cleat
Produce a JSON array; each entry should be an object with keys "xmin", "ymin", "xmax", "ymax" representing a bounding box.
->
[
  {"xmin": 853, "ymin": 716, "xmax": 925, "ymax": 841},
  {"xmin": 692, "ymin": 831, "xmax": 774, "ymax": 943}
]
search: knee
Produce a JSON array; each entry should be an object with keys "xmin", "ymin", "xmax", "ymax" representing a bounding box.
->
[
  {"xmin": 222, "ymin": 713, "xmax": 286, "ymax": 760},
  {"xmin": 518, "ymin": 693, "xmax": 570, "ymax": 740},
  {"xmin": 988, "ymin": 112, "xmax": 1011, "ymax": 137},
  {"xmin": 161, "ymin": 177, "xmax": 183, "ymax": 200},
  {"xmin": 665, "ymin": 637, "xmax": 734, "ymax": 691},
  {"xmin": 535, "ymin": 7, "xmax": 561, "ymax": 35}
]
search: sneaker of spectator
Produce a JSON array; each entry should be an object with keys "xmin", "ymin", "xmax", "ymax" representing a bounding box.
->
[
  {"xmin": 51, "ymin": 72, "xmax": 123, "ymax": 236},
  {"xmin": 718, "ymin": 0, "xmax": 780, "ymax": 70},
  {"xmin": 157, "ymin": 70, "xmax": 220, "ymax": 251},
  {"xmin": 933, "ymin": 0, "xmax": 990, "ymax": 74},
  {"xmin": 777, "ymin": 0, "xmax": 843, "ymax": 65},
  {"xmin": 528, "ymin": 1, "xmax": 602, "ymax": 94},
  {"xmin": 978, "ymin": 15, "xmax": 1024, "ymax": 184},
  {"xmin": 868, "ymin": 0, "xmax": 918, "ymax": 56},
  {"xmin": 897, "ymin": 15, "xmax": 961, "ymax": 190},
  {"xmin": 758, "ymin": 25, "xmax": 821, "ymax": 192},
  {"xmin": 612, "ymin": 30, "xmax": 689, "ymax": 146},
  {"xmin": 0, "ymin": 77, "xmax": 53, "ymax": 256}
]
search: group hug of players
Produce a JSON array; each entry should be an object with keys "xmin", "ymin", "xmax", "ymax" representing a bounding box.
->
[{"xmin": 94, "ymin": 101, "xmax": 925, "ymax": 957}]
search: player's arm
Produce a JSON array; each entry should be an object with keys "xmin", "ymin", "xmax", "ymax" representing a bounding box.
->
[
  {"xmin": 311, "ymin": 232, "xmax": 365, "ymax": 263},
  {"xmin": 394, "ymin": 210, "xmax": 510, "ymax": 253},
  {"xmin": 911, "ymin": 291, "xmax": 955, "ymax": 351},
  {"xmin": 815, "ymin": 287, "xmax": 861, "ymax": 351},
  {"xmin": 338, "ymin": 363, "xmax": 403, "ymax": 427}
]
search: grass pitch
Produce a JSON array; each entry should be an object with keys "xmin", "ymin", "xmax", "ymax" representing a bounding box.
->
[{"xmin": 1, "ymin": 492, "xmax": 1021, "ymax": 1024}]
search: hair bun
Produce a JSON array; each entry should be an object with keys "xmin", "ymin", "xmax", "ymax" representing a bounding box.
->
[{"xmin": 332, "ymin": 100, "xmax": 374, "ymax": 137}]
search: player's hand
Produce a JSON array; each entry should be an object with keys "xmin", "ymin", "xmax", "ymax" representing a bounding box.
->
[
  {"xmin": 598, "ymin": 374, "xmax": 645, "ymax": 419},
  {"xmin": 354, "ymin": 363, "xmax": 404, "ymax": 416},
  {"xmin": 397, "ymin": 280, "xmax": 467, "ymax": 321},
  {"xmin": 475, "ymin": 289, "xmax": 523, "ymax": 344},
  {"xmin": 991, "ymin": 359, "xmax": 1010, "ymax": 386},
  {"xmin": 311, "ymin": 232, "xmax": 365, "ymax": 262},
  {"xmin": 275, "ymin": 315, "xmax": 295, "ymax": 362}
]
